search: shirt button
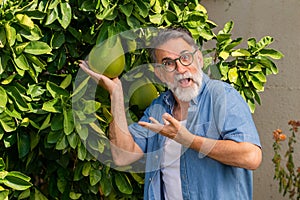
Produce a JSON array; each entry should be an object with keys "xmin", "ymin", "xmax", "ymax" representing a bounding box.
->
[
  {"xmin": 155, "ymin": 155, "xmax": 158, "ymax": 159},
  {"xmin": 149, "ymin": 178, "xmax": 152, "ymax": 181}
]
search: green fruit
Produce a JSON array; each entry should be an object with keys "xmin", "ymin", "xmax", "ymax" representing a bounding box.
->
[
  {"xmin": 88, "ymin": 36, "xmax": 125, "ymax": 78},
  {"xmin": 129, "ymin": 79, "xmax": 159, "ymax": 110}
]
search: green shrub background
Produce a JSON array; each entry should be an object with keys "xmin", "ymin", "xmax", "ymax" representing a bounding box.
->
[{"xmin": 0, "ymin": 0, "xmax": 283, "ymax": 199}]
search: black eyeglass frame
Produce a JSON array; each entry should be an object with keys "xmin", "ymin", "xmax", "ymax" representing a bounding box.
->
[{"xmin": 157, "ymin": 49, "xmax": 198, "ymax": 72}]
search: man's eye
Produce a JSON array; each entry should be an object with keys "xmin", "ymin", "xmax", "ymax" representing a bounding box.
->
[
  {"xmin": 163, "ymin": 60, "xmax": 174, "ymax": 66},
  {"xmin": 180, "ymin": 54, "xmax": 190, "ymax": 61}
]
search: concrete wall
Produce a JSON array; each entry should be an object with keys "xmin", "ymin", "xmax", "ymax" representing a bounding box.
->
[{"xmin": 201, "ymin": 0, "xmax": 300, "ymax": 199}]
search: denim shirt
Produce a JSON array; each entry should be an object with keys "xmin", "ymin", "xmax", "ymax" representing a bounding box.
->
[{"xmin": 128, "ymin": 74, "xmax": 261, "ymax": 200}]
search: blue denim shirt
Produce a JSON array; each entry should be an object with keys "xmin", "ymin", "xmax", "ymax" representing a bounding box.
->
[{"xmin": 128, "ymin": 74, "xmax": 261, "ymax": 200}]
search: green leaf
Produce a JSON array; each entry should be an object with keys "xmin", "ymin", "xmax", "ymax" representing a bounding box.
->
[
  {"xmin": 24, "ymin": 41, "xmax": 52, "ymax": 55},
  {"xmin": 228, "ymin": 67, "xmax": 238, "ymax": 83},
  {"xmin": 47, "ymin": 130, "xmax": 63, "ymax": 144},
  {"xmin": 63, "ymin": 108, "xmax": 74, "ymax": 135},
  {"xmin": 114, "ymin": 172, "xmax": 133, "ymax": 194},
  {"xmin": 19, "ymin": 25, "xmax": 43, "ymax": 41},
  {"xmin": 219, "ymin": 20, "xmax": 234, "ymax": 34},
  {"xmin": 0, "ymin": 158, "xmax": 5, "ymax": 171},
  {"xmin": 130, "ymin": 173, "xmax": 144, "ymax": 184},
  {"xmin": 216, "ymin": 33, "xmax": 231, "ymax": 43},
  {"xmin": 164, "ymin": 10, "xmax": 178, "ymax": 25},
  {"xmin": 14, "ymin": 54, "xmax": 29, "ymax": 70},
  {"xmin": 56, "ymin": 135, "xmax": 68, "ymax": 150},
  {"xmin": 46, "ymin": 81, "xmax": 69, "ymax": 98},
  {"xmin": 69, "ymin": 192, "xmax": 82, "ymax": 200},
  {"xmin": 49, "ymin": 0, "xmax": 60, "ymax": 9},
  {"xmin": 135, "ymin": 0, "xmax": 149, "ymax": 18},
  {"xmin": 231, "ymin": 49, "xmax": 251, "ymax": 57},
  {"xmin": 96, "ymin": 4, "xmax": 117, "ymax": 20},
  {"xmin": 0, "ymin": 86, "xmax": 7, "ymax": 108},
  {"xmin": 39, "ymin": 113, "xmax": 51, "ymax": 132},
  {"xmin": 17, "ymin": 189, "xmax": 31, "ymax": 199},
  {"xmin": 100, "ymin": 172, "xmax": 112, "ymax": 197},
  {"xmin": 67, "ymin": 132, "xmax": 78, "ymax": 149},
  {"xmin": 71, "ymin": 76, "xmax": 90, "ymax": 99},
  {"xmin": 225, "ymin": 37, "xmax": 243, "ymax": 51},
  {"xmin": 119, "ymin": 4, "xmax": 133, "ymax": 17},
  {"xmin": 0, "ymin": 112, "xmax": 16, "ymax": 132},
  {"xmin": 57, "ymin": 2, "xmax": 72, "ymax": 29},
  {"xmin": 4, "ymin": 174, "xmax": 32, "ymax": 190},
  {"xmin": 149, "ymin": 14, "xmax": 163, "ymax": 24},
  {"xmin": 247, "ymin": 38, "xmax": 256, "ymax": 49},
  {"xmin": 259, "ymin": 49, "xmax": 284, "ymax": 59},
  {"xmin": 15, "ymin": 14, "xmax": 35, "ymax": 30},
  {"xmin": 17, "ymin": 133, "xmax": 30, "ymax": 158},
  {"xmin": 25, "ymin": 54, "xmax": 46, "ymax": 69},
  {"xmin": 247, "ymin": 98, "xmax": 256, "ymax": 113},
  {"xmin": 3, "ymin": 133, "xmax": 17, "ymax": 148},
  {"xmin": 82, "ymin": 162, "xmax": 91, "ymax": 177},
  {"xmin": 42, "ymin": 98, "xmax": 62, "ymax": 113},
  {"xmin": 6, "ymin": 86, "xmax": 29, "ymax": 111},
  {"xmin": 0, "ymin": 27, "xmax": 7, "ymax": 48},
  {"xmin": 51, "ymin": 31, "xmax": 65, "ymax": 49},
  {"xmin": 126, "ymin": 16, "xmax": 140, "ymax": 28},
  {"xmin": 51, "ymin": 113, "xmax": 64, "ymax": 131},
  {"xmin": 45, "ymin": 9, "xmax": 58, "ymax": 25},
  {"xmin": 60, "ymin": 74, "xmax": 72, "ymax": 89},
  {"xmin": 259, "ymin": 57, "xmax": 278, "ymax": 74},
  {"xmin": 77, "ymin": 141, "xmax": 87, "ymax": 160},
  {"xmin": 5, "ymin": 23, "xmax": 16, "ymax": 46},
  {"xmin": 89, "ymin": 169, "xmax": 102, "ymax": 186},
  {"xmin": 0, "ymin": 189, "xmax": 9, "ymax": 200},
  {"xmin": 76, "ymin": 124, "xmax": 88, "ymax": 140},
  {"xmin": 34, "ymin": 188, "xmax": 48, "ymax": 200},
  {"xmin": 6, "ymin": 171, "xmax": 31, "ymax": 182},
  {"xmin": 82, "ymin": 100, "xmax": 101, "ymax": 114},
  {"xmin": 30, "ymin": 131, "xmax": 40, "ymax": 150},
  {"xmin": 251, "ymin": 76, "xmax": 264, "ymax": 91},
  {"xmin": 219, "ymin": 51, "xmax": 229, "ymax": 60},
  {"xmin": 243, "ymin": 87, "xmax": 254, "ymax": 99},
  {"xmin": 27, "ymin": 84, "xmax": 45, "ymax": 100},
  {"xmin": 256, "ymin": 36, "xmax": 274, "ymax": 49},
  {"xmin": 251, "ymin": 72, "xmax": 266, "ymax": 83}
]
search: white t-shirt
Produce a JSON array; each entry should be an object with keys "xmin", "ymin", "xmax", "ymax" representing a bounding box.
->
[{"xmin": 161, "ymin": 120, "xmax": 186, "ymax": 200}]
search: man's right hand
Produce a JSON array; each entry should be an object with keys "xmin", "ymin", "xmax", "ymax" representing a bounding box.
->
[{"xmin": 79, "ymin": 60, "xmax": 122, "ymax": 95}]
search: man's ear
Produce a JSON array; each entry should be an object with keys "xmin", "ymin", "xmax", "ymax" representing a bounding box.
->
[{"xmin": 196, "ymin": 50, "xmax": 204, "ymax": 69}]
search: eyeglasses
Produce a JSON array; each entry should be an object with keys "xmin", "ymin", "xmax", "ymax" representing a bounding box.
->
[{"xmin": 158, "ymin": 50, "xmax": 197, "ymax": 72}]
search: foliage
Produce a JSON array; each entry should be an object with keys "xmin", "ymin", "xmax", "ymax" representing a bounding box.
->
[
  {"xmin": 272, "ymin": 120, "xmax": 300, "ymax": 200},
  {"xmin": 0, "ymin": 158, "xmax": 32, "ymax": 200},
  {"xmin": 0, "ymin": 0, "xmax": 283, "ymax": 199}
]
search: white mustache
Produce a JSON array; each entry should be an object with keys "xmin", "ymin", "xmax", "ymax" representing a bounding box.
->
[{"xmin": 174, "ymin": 72, "xmax": 193, "ymax": 82}]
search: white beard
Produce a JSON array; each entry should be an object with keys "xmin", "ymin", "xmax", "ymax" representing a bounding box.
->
[{"xmin": 167, "ymin": 70, "xmax": 203, "ymax": 102}]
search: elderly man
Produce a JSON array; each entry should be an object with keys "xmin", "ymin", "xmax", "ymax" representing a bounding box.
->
[{"xmin": 79, "ymin": 27, "xmax": 262, "ymax": 200}]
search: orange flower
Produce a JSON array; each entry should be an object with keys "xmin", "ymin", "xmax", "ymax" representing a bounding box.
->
[{"xmin": 273, "ymin": 129, "xmax": 286, "ymax": 141}]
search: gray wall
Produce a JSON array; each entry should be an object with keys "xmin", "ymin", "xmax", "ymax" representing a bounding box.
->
[{"xmin": 201, "ymin": 0, "xmax": 300, "ymax": 199}]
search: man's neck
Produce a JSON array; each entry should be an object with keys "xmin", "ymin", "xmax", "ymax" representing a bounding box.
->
[{"xmin": 173, "ymin": 99, "xmax": 190, "ymax": 121}]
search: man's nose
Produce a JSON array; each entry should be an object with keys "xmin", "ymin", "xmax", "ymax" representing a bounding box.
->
[{"xmin": 175, "ymin": 60, "xmax": 187, "ymax": 73}]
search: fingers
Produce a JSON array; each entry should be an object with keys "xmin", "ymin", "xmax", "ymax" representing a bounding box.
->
[
  {"xmin": 79, "ymin": 60, "xmax": 102, "ymax": 81},
  {"xmin": 162, "ymin": 113, "xmax": 178, "ymax": 127},
  {"xmin": 149, "ymin": 117, "xmax": 160, "ymax": 124},
  {"xmin": 138, "ymin": 116, "xmax": 165, "ymax": 133}
]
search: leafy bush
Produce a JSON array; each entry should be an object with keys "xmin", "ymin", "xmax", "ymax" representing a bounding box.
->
[{"xmin": 0, "ymin": 0, "xmax": 283, "ymax": 199}]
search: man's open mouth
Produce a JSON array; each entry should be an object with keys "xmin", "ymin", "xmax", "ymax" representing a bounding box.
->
[{"xmin": 178, "ymin": 78, "xmax": 192, "ymax": 87}]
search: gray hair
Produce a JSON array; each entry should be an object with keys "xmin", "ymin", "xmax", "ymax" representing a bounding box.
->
[{"xmin": 149, "ymin": 27, "xmax": 199, "ymax": 62}]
